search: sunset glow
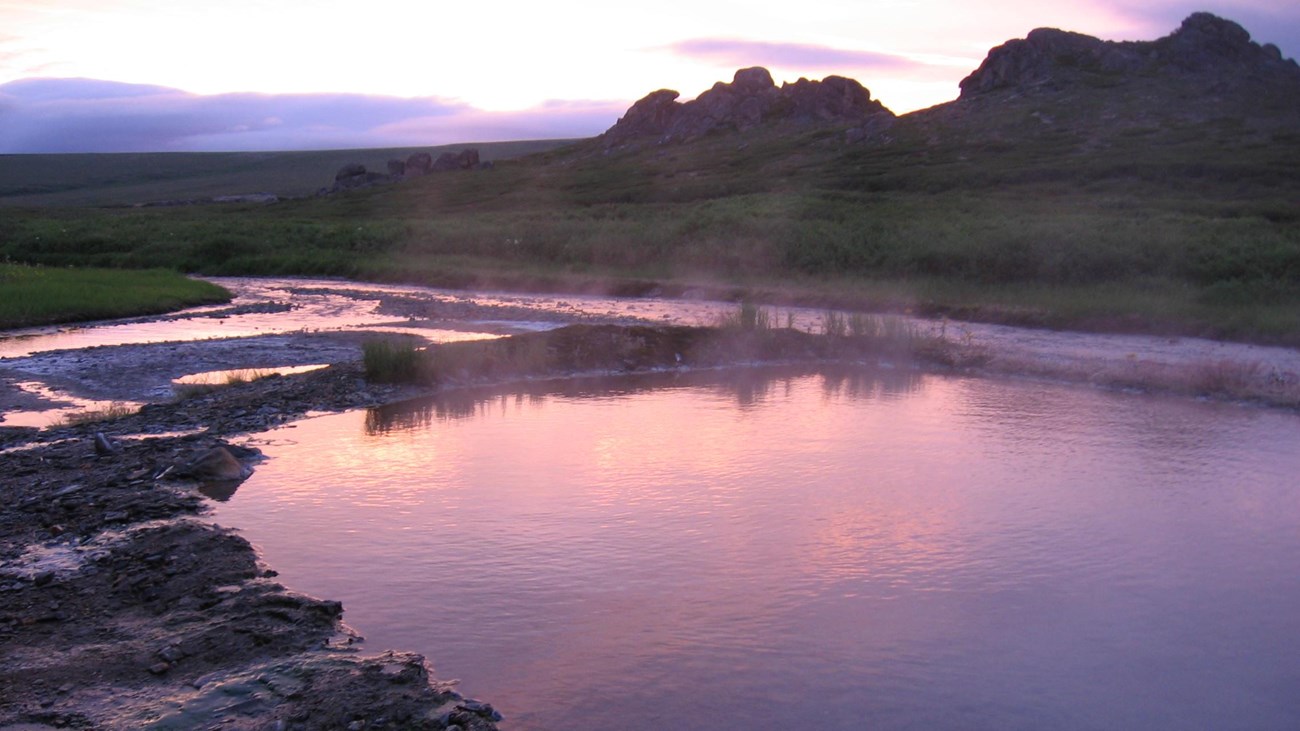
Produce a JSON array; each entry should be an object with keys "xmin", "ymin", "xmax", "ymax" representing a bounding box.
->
[{"xmin": 2, "ymin": 0, "xmax": 1298, "ymax": 150}]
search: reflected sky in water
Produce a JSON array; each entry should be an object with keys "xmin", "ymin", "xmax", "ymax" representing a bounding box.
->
[{"xmin": 218, "ymin": 368, "xmax": 1300, "ymax": 730}]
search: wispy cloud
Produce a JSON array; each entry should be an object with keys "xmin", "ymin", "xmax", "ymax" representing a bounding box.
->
[
  {"xmin": 663, "ymin": 38, "xmax": 932, "ymax": 73},
  {"xmin": 0, "ymin": 78, "xmax": 618, "ymax": 152}
]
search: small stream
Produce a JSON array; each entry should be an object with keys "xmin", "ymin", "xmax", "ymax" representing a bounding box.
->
[{"xmin": 3, "ymin": 277, "xmax": 1299, "ymax": 728}]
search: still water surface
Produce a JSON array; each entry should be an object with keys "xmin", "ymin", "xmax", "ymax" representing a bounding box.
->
[{"xmin": 216, "ymin": 367, "xmax": 1300, "ymax": 730}]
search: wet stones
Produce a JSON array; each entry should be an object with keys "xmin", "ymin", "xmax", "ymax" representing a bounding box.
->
[
  {"xmin": 93, "ymin": 431, "xmax": 120, "ymax": 457},
  {"xmin": 177, "ymin": 446, "xmax": 247, "ymax": 482}
]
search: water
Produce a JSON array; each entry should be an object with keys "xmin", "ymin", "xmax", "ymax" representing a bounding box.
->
[
  {"xmin": 215, "ymin": 367, "xmax": 1300, "ymax": 730},
  {"xmin": 0, "ymin": 276, "xmax": 814, "ymax": 359}
]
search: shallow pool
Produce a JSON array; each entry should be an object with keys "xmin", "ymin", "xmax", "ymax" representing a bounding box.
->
[{"xmin": 216, "ymin": 367, "xmax": 1300, "ymax": 730}]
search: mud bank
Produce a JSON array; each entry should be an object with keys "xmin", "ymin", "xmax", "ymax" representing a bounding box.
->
[{"xmin": 0, "ymin": 433, "xmax": 503, "ymax": 729}]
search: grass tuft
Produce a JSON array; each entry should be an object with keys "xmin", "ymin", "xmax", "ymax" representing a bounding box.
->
[
  {"xmin": 363, "ymin": 339, "xmax": 423, "ymax": 383},
  {"xmin": 716, "ymin": 301, "xmax": 775, "ymax": 331},
  {"xmin": 60, "ymin": 402, "xmax": 138, "ymax": 426}
]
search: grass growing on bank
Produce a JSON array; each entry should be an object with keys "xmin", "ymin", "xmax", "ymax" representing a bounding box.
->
[
  {"xmin": 367, "ymin": 319, "xmax": 969, "ymax": 390},
  {"xmin": 59, "ymin": 402, "xmax": 138, "ymax": 426},
  {"xmin": 3, "ymin": 108, "xmax": 1298, "ymax": 344},
  {"xmin": 363, "ymin": 339, "xmax": 423, "ymax": 383},
  {"xmin": 0, "ymin": 263, "xmax": 231, "ymax": 329}
]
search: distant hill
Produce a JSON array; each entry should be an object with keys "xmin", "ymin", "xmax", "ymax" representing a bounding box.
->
[
  {"xmin": 597, "ymin": 12, "xmax": 1299, "ymax": 152},
  {"xmin": 0, "ymin": 141, "xmax": 574, "ymax": 207},
  {"xmin": 3, "ymin": 13, "xmax": 1297, "ymax": 343}
]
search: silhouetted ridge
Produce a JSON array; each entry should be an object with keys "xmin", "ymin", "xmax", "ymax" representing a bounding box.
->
[
  {"xmin": 601, "ymin": 67, "xmax": 894, "ymax": 148},
  {"xmin": 959, "ymin": 12, "xmax": 1300, "ymax": 97}
]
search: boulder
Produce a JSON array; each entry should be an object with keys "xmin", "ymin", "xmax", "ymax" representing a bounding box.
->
[
  {"xmin": 783, "ymin": 75, "xmax": 889, "ymax": 122},
  {"xmin": 405, "ymin": 152, "xmax": 433, "ymax": 176},
  {"xmin": 432, "ymin": 149, "xmax": 481, "ymax": 171},
  {"xmin": 180, "ymin": 446, "xmax": 247, "ymax": 482},
  {"xmin": 387, "ymin": 159, "xmax": 406, "ymax": 176},
  {"xmin": 334, "ymin": 163, "xmax": 367, "ymax": 182},
  {"xmin": 458, "ymin": 149, "xmax": 480, "ymax": 168},
  {"xmin": 93, "ymin": 432, "xmax": 120, "ymax": 457}
]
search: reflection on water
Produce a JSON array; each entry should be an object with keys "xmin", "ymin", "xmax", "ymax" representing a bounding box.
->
[
  {"xmin": 0, "ymin": 381, "xmax": 142, "ymax": 429},
  {"xmin": 363, "ymin": 366, "xmax": 925, "ymax": 434},
  {"xmin": 218, "ymin": 369, "xmax": 1300, "ymax": 731},
  {"xmin": 173, "ymin": 364, "xmax": 330, "ymax": 387},
  {"xmin": 0, "ymin": 276, "xmax": 831, "ymax": 360}
]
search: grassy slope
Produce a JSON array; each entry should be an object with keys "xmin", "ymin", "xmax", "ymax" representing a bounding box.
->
[
  {"xmin": 0, "ymin": 140, "xmax": 573, "ymax": 207},
  {"xmin": 0, "ymin": 263, "xmax": 231, "ymax": 329},
  {"xmin": 1, "ymin": 91, "xmax": 1297, "ymax": 343}
]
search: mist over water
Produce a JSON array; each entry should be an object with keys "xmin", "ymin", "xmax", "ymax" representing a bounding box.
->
[{"xmin": 216, "ymin": 367, "xmax": 1300, "ymax": 731}]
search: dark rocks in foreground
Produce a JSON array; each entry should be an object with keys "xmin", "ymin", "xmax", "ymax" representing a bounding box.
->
[{"xmin": 0, "ymin": 358, "xmax": 500, "ymax": 729}]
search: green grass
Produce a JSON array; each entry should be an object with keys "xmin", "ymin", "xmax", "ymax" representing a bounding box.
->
[
  {"xmin": 3, "ymin": 90, "xmax": 1298, "ymax": 344},
  {"xmin": 0, "ymin": 263, "xmax": 231, "ymax": 329},
  {"xmin": 0, "ymin": 140, "xmax": 574, "ymax": 207},
  {"xmin": 363, "ymin": 339, "xmax": 423, "ymax": 383}
]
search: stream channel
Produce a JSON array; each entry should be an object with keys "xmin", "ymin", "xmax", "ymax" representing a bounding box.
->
[{"xmin": 4, "ymin": 277, "xmax": 1300, "ymax": 729}]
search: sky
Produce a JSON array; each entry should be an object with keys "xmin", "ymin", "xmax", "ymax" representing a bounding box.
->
[{"xmin": 1, "ymin": 0, "xmax": 1298, "ymax": 153}]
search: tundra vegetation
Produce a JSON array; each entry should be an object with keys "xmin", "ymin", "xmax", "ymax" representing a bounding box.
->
[
  {"xmin": 0, "ymin": 262, "xmax": 230, "ymax": 329},
  {"xmin": 1, "ymin": 14, "xmax": 1296, "ymax": 344}
]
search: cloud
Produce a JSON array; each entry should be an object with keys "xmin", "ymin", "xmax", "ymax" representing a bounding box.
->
[
  {"xmin": 369, "ymin": 100, "xmax": 632, "ymax": 145},
  {"xmin": 0, "ymin": 78, "xmax": 618, "ymax": 152},
  {"xmin": 663, "ymin": 38, "xmax": 937, "ymax": 74}
]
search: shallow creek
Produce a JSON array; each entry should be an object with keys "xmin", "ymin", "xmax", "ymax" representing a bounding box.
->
[
  {"xmin": 216, "ymin": 367, "xmax": 1300, "ymax": 731},
  {"xmin": 3, "ymin": 277, "xmax": 1300, "ymax": 727}
]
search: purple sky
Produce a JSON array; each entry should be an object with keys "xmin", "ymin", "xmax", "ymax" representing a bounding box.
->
[{"xmin": 1, "ymin": 1, "xmax": 1297, "ymax": 153}]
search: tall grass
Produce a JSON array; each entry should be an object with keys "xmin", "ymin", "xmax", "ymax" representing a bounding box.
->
[
  {"xmin": 60, "ymin": 402, "xmax": 138, "ymax": 426},
  {"xmin": 363, "ymin": 339, "xmax": 422, "ymax": 383},
  {"xmin": 823, "ymin": 311, "xmax": 920, "ymax": 347},
  {"xmin": 716, "ymin": 301, "xmax": 775, "ymax": 331}
]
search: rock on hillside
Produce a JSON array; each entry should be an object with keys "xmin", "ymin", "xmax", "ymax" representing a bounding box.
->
[
  {"xmin": 953, "ymin": 13, "xmax": 1300, "ymax": 121},
  {"xmin": 960, "ymin": 12, "xmax": 1299, "ymax": 97},
  {"xmin": 600, "ymin": 67, "xmax": 895, "ymax": 148},
  {"xmin": 324, "ymin": 148, "xmax": 487, "ymax": 194}
]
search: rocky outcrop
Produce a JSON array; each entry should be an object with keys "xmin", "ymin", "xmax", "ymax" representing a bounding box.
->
[
  {"xmin": 331, "ymin": 164, "xmax": 390, "ymax": 191},
  {"xmin": 959, "ymin": 12, "xmax": 1300, "ymax": 97},
  {"xmin": 600, "ymin": 67, "xmax": 894, "ymax": 148},
  {"xmin": 432, "ymin": 148, "xmax": 481, "ymax": 171},
  {"xmin": 334, "ymin": 163, "xmax": 367, "ymax": 181},
  {"xmin": 325, "ymin": 148, "xmax": 484, "ymax": 194},
  {"xmin": 405, "ymin": 151, "xmax": 434, "ymax": 176}
]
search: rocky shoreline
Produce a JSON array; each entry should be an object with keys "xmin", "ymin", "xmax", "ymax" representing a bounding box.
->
[
  {"xmin": 0, "ymin": 361, "xmax": 503, "ymax": 730},
  {"xmin": 3, "ymin": 302, "xmax": 1299, "ymax": 729}
]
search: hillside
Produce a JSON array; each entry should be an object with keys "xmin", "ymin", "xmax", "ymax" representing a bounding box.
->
[
  {"xmin": 0, "ymin": 140, "xmax": 573, "ymax": 207},
  {"xmin": 3, "ymin": 13, "xmax": 1298, "ymax": 343}
]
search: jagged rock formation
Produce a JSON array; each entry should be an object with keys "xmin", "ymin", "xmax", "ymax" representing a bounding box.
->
[
  {"xmin": 897, "ymin": 12, "xmax": 1300, "ymax": 150},
  {"xmin": 959, "ymin": 12, "xmax": 1300, "ymax": 97},
  {"xmin": 600, "ymin": 66, "xmax": 894, "ymax": 148}
]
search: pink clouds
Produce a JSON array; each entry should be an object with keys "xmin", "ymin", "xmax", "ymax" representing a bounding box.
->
[{"xmin": 664, "ymin": 39, "xmax": 925, "ymax": 73}]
